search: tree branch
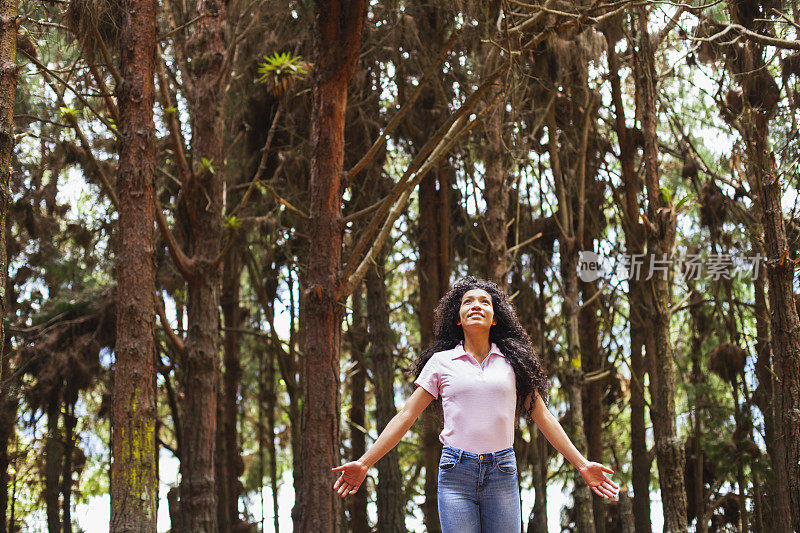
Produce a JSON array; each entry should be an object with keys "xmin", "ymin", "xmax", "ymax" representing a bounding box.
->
[
  {"xmin": 338, "ymin": 94, "xmax": 499, "ymax": 300},
  {"xmin": 344, "ymin": 29, "xmax": 461, "ymax": 184},
  {"xmin": 156, "ymin": 46, "xmax": 192, "ymax": 187},
  {"xmin": 697, "ymin": 18, "xmax": 800, "ymax": 50},
  {"xmin": 156, "ymin": 294, "xmax": 185, "ymax": 357},
  {"xmin": 154, "ymin": 200, "xmax": 195, "ymax": 281},
  {"xmin": 20, "ymin": 48, "xmax": 119, "ymax": 135},
  {"xmin": 229, "ymin": 105, "xmax": 283, "ymax": 218},
  {"xmin": 340, "ymin": 59, "xmax": 512, "ymax": 285}
]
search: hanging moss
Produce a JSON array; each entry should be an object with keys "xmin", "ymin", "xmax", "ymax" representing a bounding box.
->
[{"xmin": 708, "ymin": 342, "xmax": 747, "ymax": 384}]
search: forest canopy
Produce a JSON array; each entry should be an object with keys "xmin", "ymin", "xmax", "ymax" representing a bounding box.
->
[{"xmin": 0, "ymin": 0, "xmax": 798, "ymax": 532}]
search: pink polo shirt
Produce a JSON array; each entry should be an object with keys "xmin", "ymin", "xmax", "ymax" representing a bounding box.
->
[{"xmin": 414, "ymin": 341, "xmax": 517, "ymax": 454}]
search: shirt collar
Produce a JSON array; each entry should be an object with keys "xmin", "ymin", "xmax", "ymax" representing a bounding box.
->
[{"xmin": 451, "ymin": 341, "xmax": 502, "ymax": 360}]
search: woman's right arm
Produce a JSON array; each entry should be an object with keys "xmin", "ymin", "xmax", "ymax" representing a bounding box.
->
[{"xmin": 332, "ymin": 386, "xmax": 435, "ymax": 497}]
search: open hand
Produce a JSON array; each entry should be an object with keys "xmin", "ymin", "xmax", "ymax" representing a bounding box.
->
[
  {"xmin": 579, "ymin": 462, "xmax": 618, "ymax": 498},
  {"xmin": 331, "ymin": 460, "xmax": 368, "ymax": 497}
]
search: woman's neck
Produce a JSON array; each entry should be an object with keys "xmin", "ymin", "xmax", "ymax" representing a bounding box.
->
[{"xmin": 462, "ymin": 333, "xmax": 491, "ymax": 363}]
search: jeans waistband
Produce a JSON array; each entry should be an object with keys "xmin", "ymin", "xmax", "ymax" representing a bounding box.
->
[{"xmin": 441, "ymin": 444, "xmax": 515, "ymax": 464}]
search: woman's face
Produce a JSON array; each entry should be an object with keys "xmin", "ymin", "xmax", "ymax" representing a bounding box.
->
[{"xmin": 457, "ymin": 288, "xmax": 496, "ymax": 331}]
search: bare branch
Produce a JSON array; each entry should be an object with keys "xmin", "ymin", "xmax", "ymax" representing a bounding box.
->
[
  {"xmin": 695, "ymin": 18, "xmax": 800, "ymax": 50},
  {"xmin": 20, "ymin": 48, "xmax": 119, "ymax": 135},
  {"xmin": 91, "ymin": 23, "xmax": 122, "ymax": 88},
  {"xmin": 338, "ymin": 94, "xmax": 500, "ymax": 300},
  {"xmin": 156, "ymin": 46, "xmax": 192, "ymax": 186},
  {"xmin": 344, "ymin": 29, "xmax": 461, "ymax": 184},
  {"xmin": 154, "ymin": 200, "xmax": 195, "ymax": 281},
  {"xmin": 156, "ymin": 295, "xmax": 185, "ymax": 356},
  {"xmin": 654, "ymin": 5, "xmax": 687, "ymax": 48},
  {"xmin": 340, "ymin": 60, "xmax": 512, "ymax": 285},
  {"xmin": 229, "ymin": 105, "xmax": 283, "ymax": 218}
]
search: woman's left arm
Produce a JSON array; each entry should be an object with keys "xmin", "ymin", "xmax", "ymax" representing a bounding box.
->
[{"xmin": 525, "ymin": 392, "xmax": 619, "ymax": 498}]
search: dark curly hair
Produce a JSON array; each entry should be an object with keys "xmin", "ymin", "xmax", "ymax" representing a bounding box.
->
[{"xmin": 413, "ymin": 276, "xmax": 549, "ymax": 422}]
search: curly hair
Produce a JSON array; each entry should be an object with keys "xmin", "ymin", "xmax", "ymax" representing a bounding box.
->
[{"xmin": 413, "ymin": 276, "xmax": 549, "ymax": 422}]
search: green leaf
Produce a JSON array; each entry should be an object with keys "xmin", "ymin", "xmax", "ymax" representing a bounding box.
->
[
  {"xmin": 257, "ymin": 51, "xmax": 309, "ymax": 95},
  {"xmin": 59, "ymin": 106, "xmax": 77, "ymax": 120},
  {"xmin": 200, "ymin": 157, "xmax": 215, "ymax": 175},
  {"xmin": 674, "ymin": 194, "xmax": 697, "ymax": 213},
  {"xmin": 659, "ymin": 186, "xmax": 672, "ymax": 206},
  {"xmin": 224, "ymin": 215, "xmax": 242, "ymax": 230}
]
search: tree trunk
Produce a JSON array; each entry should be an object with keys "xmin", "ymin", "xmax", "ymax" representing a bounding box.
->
[
  {"xmin": 300, "ymin": 3, "xmax": 366, "ymax": 530},
  {"xmin": 578, "ymin": 170, "xmax": 606, "ymax": 533},
  {"xmin": 548, "ymin": 100, "xmax": 595, "ymax": 533},
  {"xmin": 635, "ymin": 8, "xmax": 687, "ymax": 531},
  {"xmin": 219, "ymin": 247, "xmax": 244, "ymax": 528},
  {"xmin": 176, "ymin": 0, "xmax": 228, "ymax": 529},
  {"xmin": 751, "ymin": 233, "xmax": 776, "ymax": 526},
  {"xmin": 686, "ymin": 286, "xmax": 707, "ymax": 533},
  {"xmin": 366, "ymin": 257, "xmax": 405, "ymax": 533},
  {"xmin": 0, "ymin": 13, "xmax": 15, "ymax": 518},
  {"xmin": 60, "ymin": 405, "xmax": 76, "ymax": 533},
  {"xmin": 743, "ymin": 108, "xmax": 800, "ymax": 531},
  {"xmin": 109, "ymin": 0, "xmax": 158, "ymax": 527},
  {"xmin": 412, "ymin": 105, "xmax": 451, "ymax": 533},
  {"xmin": 579, "ymin": 277, "xmax": 605, "ymax": 533},
  {"xmin": 264, "ymin": 337, "xmax": 279, "ymax": 533},
  {"xmin": 559, "ymin": 242, "xmax": 595, "ymax": 533},
  {"xmin": 0, "ymin": 345, "xmax": 14, "ymax": 533},
  {"xmin": 482, "ymin": 78, "xmax": 509, "ymax": 289},
  {"xmin": 526, "ymin": 258, "xmax": 549, "ymax": 533},
  {"xmin": 417, "ymin": 163, "xmax": 448, "ymax": 533},
  {"xmin": 346, "ymin": 286, "xmax": 370, "ymax": 533},
  {"xmin": 45, "ymin": 401, "xmax": 61, "ymax": 533},
  {"xmin": 605, "ymin": 37, "xmax": 652, "ymax": 533}
]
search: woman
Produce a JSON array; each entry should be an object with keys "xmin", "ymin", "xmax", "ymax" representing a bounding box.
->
[{"xmin": 332, "ymin": 276, "xmax": 617, "ymax": 532}]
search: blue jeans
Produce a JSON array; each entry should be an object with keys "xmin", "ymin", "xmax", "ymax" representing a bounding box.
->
[{"xmin": 437, "ymin": 445, "xmax": 522, "ymax": 533}]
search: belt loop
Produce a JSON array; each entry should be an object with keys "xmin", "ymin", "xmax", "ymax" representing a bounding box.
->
[{"xmin": 457, "ymin": 449, "xmax": 464, "ymax": 463}]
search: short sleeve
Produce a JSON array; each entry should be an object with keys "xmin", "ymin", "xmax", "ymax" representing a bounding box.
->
[{"xmin": 414, "ymin": 355, "xmax": 440, "ymax": 399}]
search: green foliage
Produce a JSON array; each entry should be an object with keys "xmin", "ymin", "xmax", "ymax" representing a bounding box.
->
[
  {"xmin": 257, "ymin": 51, "xmax": 309, "ymax": 96},
  {"xmin": 224, "ymin": 215, "xmax": 242, "ymax": 230},
  {"xmin": 200, "ymin": 156, "xmax": 216, "ymax": 175}
]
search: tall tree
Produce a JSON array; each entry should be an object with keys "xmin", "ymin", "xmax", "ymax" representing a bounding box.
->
[
  {"xmin": 634, "ymin": 7, "xmax": 688, "ymax": 531},
  {"xmin": 603, "ymin": 21, "xmax": 652, "ymax": 531},
  {"xmin": 366, "ymin": 254, "xmax": 405, "ymax": 532},
  {"xmin": 0, "ymin": 0, "xmax": 16, "ymax": 529},
  {"xmin": 109, "ymin": 0, "xmax": 158, "ymax": 527},
  {"xmin": 154, "ymin": 0, "xmax": 231, "ymax": 529},
  {"xmin": 709, "ymin": 3, "xmax": 800, "ymax": 525},
  {"xmin": 218, "ymin": 244, "xmax": 244, "ymax": 529},
  {"xmin": 300, "ymin": 2, "xmax": 366, "ymax": 531}
]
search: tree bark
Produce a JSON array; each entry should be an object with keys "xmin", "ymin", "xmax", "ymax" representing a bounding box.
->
[
  {"xmin": 45, "ymin": 401, "xmax": 61, "ymax": 533},
  {"xmin": 60, "ymin": 405, "xmax": 76, "ymax": 533},
  {"xmin": 751, "ymin": 233, "xmax": 776, "ymax": 525},
  {"xmin": 109, "ymin": 0, "xmax": 158, "ymax": 527},
  {"xmin": 300, "ymin": 2, "xmax": 366, "ymax": 530},
  {"xmin": 219, "ymin": 246, "xmax": 244, "ymax": 528},
  {"xmin": 264, "ymin": 336, "xmax": 279, "ymax": 533},
  {"xmin": 174, "ymin": 0, "xmax": 229, "ymax": 529},
  {"xmin": 0, "ymin": 344, "xmax": 13, "ymax": 533},
  {"xmin": 604, "ymin": 36, "xmax": 652, "ymax": 533},
  {"xmin": 482, "ymin": 73, "xmax": 509, "ymax": 289},
  {"xmin": 366, "ymin": 257, "xmax": 405, "ymax": 532},
  {"xmin": 526, "ymin": 258, "xmax": 549, "ymax": 533},
  {"xmin": 547, "ymin": 100, "xmax": 595, "ymax": 533},
  {"xmin": 634, "ymin": 8, "xmax": 687, "ymax": 531},
  {"xmin": 742, "ymin": 108, "xmax": 800, "ymax": 532},
  {"xmin": 346, "ymin": 286, "xmax": 370, "ymax": 533},
  {"xmin": 0, "ymin": 13, "xmax": 15, "ymax": 515}
]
